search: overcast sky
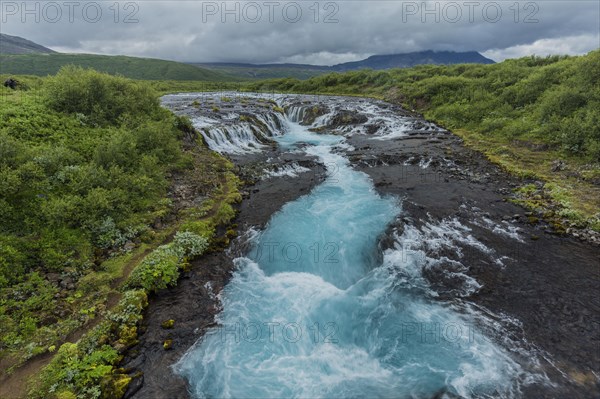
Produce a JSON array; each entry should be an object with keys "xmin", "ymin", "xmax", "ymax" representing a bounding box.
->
[{"xmin": 1, "ymin": 1, "xmax": 598, "ymax": 64}]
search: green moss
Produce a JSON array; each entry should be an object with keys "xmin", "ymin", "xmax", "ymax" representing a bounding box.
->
[
  {"xmin": 104, "ymin": 374, "xmax": 132, "ymax": 399},
  {"xmin": 180, "ymin": 220, "xmax": 215, "ymax": 240},
  {"xmin": 215, "ymin": 203, "xmax": 236, "ymax": 225},
  {"xmin": 56, "ymin": 391, "xmax": 77, "ymax": 399},
  {"xmin": 161, "ymin": 319, "xmax": 175, "ymax": 329}
]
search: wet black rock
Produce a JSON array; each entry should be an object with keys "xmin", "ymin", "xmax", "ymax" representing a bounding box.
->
[
  {"xmin": 3, "ymin": 78, "xmax": 19, "ymax": 90},
  {"xmin": 329, "ymin": 110, "xmax": 368, "ymax": 126}
]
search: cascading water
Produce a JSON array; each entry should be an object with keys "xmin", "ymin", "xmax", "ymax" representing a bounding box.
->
[{"xmin": 173, "ymin": 104, "xmax": 535, "ymax": 398}]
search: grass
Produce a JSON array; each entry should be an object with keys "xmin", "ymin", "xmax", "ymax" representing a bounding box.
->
[
  {"xmin": 190, "ymin": 63, "xmax": 328, "ymax": 80},
  {"xmin": 149, "ymin": 80, "xmax": 249, "ymax": 95}
]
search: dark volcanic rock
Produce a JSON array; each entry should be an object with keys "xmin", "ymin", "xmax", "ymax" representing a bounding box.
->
[
  {"xmin": 329, "ymin": 110, "xmax": 368, "ymax": 126},
  {"xmin": 3, "ymin": 78, "xmax": 20, "ymax": 90}
]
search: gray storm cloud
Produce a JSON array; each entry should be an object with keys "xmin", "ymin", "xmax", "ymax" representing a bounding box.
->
[{"xmin": 1, "ymin": 1, "xmax": 598, "ymax": 63}]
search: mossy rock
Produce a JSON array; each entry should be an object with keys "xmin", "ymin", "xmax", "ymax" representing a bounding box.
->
[
  {"xmin": 117, "ymin": 325, "xmax": 138, "ymax": 348},
  {"xmin": 161, "ymin": 319, "xmax": 175, "ymax": 329},
  {"xmin": 551, "ymin": 222, "xmax": 567, "ymax": 235},
  {"xmin": 56, "ymin": 391, "xmax": 77, "ymax": 399},
  {"xmin": 163, "ymin": 339, "xmax": 173, "ymax": 350},
  {"xmin": 101, "ymin": 374, "xmax": 132, "ymax": 399}
]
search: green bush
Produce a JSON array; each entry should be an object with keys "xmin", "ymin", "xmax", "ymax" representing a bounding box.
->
[
  {"xmin": 0, "ymin": 235, "xmax": 26, "ymax": 287},
  {"xmin": 127, "ymin": 231, "xmax": 208, "ymax": 292},
  {"xmin": 126, "ymin": 245, "xmax": 181, "ymax": 292},
  {"xmin": 173, "ymin": 231, "xmax": 209, "ymax": 258},
  {"xmin": 33, "ymin": 342, "xmax": 119, "ymax": 399},
  {"xmin": 44, "ymin": 66, "xmax": 160, "ymax": 126}
]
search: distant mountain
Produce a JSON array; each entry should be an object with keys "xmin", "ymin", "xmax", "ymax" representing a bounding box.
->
[
  {"xmin": 0, "ymin": 53, "xmax": 233, "ymax": 81},
  {"xmin": 331, "ymin": 51, "xmax": 494, "ymax": 71},
  {"xmin": 195, "ymin": 51, "xmax": 495, "ymax": 79},
  {"xmin": 191, "ymin": 62, "xmax": 329, "ymax": 80},
  {"xmin": 0, "ymin": 33, "xmax": 56, "ymax": 54}
]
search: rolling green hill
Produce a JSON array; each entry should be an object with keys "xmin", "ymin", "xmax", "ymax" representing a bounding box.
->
[
  {"xmin": 0, "ymin": 53, "xmax": 233, "ymax": 81},
  {"xmin": 192, "ymin": 63, "xmax": 328, "ymax": 80}
]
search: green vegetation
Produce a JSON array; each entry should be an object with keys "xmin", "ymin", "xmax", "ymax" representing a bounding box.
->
[
  {"xmin": 127, "ymin": 232, "xmax": 208, "ymax": 292},
  {"xmin": 148, "ymin": 80, "xmax": 247, "ymax": 95},
  {"xmin": 0, "ymin": 53, "xmax": 233, "ymax": 81},
  {"xmin": 0, "ymin": 67, "xmax": 180, "ymax": 363},
  {"xmin": 191, "ymin": 63, "xmax": 328, "ymax": 80},
  {"xmin": 0, "ymin": 66, "xmax": 241, "ymax": 398},
  {"xmin": 247, "ymin": 50, "xmax": 600, "ymax": 229},
  {"xmin": 31, "ymin": 290, "xmax": 148, "ymax": 399}
]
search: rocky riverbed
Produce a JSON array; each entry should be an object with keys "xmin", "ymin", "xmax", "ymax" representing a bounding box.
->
[{"xmin": 121, "ymin": 93, "xmax": 599, "ymax": 398}]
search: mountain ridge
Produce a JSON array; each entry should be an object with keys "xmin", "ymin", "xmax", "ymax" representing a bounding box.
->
[
  {"xmin": 0, "ymin": 33, "xmax": 56, "ymax": 54},
  {"xmin": 193, "ymin": 50, "xmax": 495, "ymax": 79}
]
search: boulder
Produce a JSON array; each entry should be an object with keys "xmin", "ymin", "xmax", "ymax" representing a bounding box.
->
[
  {"xmin": 3, "ymin": 78, "xmax": 19, "ymax": 90},
  {"xmin": 329, "ymin": 110, "xmax": 368, "ymax": 126}
]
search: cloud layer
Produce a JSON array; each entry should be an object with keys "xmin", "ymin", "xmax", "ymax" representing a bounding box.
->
[{"xmin": 2, "ymin": 1, "xmax": 599, "ymax": 63}]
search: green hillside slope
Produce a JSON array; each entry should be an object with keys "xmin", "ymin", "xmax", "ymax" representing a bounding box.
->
[{"xmin": 0, "ymin": 53, "xmax": 232, "ymax": 81}]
